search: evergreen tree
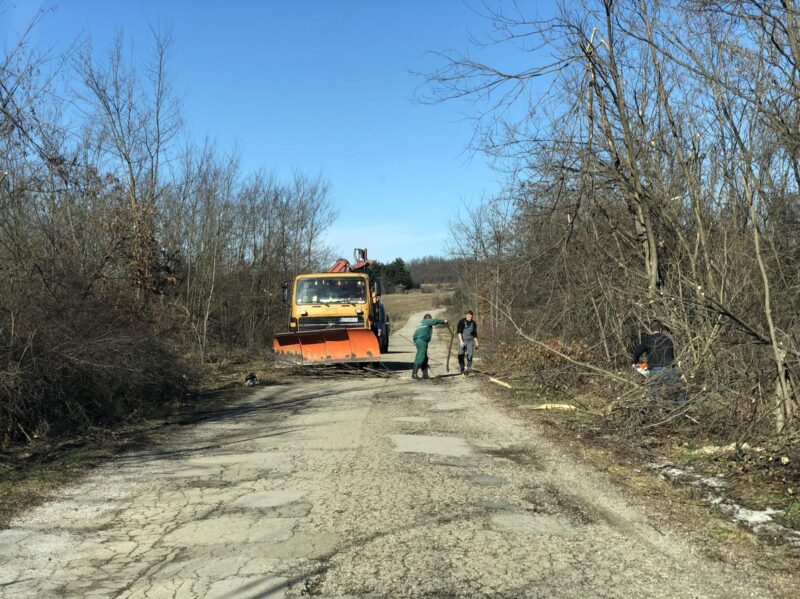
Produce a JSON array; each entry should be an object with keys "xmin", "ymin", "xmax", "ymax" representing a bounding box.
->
[{"xmin": 367, "ymin": 258, "xmax": 413, "ymax": 291}]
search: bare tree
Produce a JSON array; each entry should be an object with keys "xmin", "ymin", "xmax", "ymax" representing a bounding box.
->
[
  {"xmin": 425, "ymin": 0, "xmax": 800, "ymax": 439},
  {"xmin": 0, "ymin": 14, "xmax": 338, "ymax": 447}
]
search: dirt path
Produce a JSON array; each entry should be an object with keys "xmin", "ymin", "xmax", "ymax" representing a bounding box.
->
[{"xmin": 0, "ymin": 311, "xmax": 787, "ymax": 598}]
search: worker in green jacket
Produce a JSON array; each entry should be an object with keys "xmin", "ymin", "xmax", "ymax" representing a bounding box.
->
[{"xmin": 412, "ymin": 314, "xmax": 448, "ymax": 380}]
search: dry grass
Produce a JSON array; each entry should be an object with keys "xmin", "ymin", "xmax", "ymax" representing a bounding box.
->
[
  {"xmin": 196, "ymin": 355, "xmax": 279, "ymax": 389},
  {"xmin": 383, "ymin": 290, "xmax": 452, "ymax": 327}
]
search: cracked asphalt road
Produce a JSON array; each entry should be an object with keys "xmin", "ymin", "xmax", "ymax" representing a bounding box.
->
[{"xmin": 0, "ymin": 311, "xmax": 786, "ymax": 598}]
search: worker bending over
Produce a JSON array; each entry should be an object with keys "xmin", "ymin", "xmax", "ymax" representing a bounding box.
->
[
  {"xmin": 412, "ymin": 314, "xmax": 448, "ymax": 380},
  {"xmin": 632, "ymin": 320, "xmax": 686, "ymax": 404}
]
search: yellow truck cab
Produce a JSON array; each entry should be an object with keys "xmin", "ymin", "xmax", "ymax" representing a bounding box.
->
[
  {"xmin": 274, "ymin": 269, "xmax": 389, "ymax": 364},
  {"xmin": 287, "ymin": 273, "xmax": 374, "ymax": 333}
]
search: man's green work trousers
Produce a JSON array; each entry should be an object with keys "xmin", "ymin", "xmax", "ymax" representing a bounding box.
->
[
  {"xmin": 412, "ymin": 318, "xmax": 446, "ymax": 370},
  {"xmin": 414, "ymin": 339, "xmax": 430, "ymax": 369}
]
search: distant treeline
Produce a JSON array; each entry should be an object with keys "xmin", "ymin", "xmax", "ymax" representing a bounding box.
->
[
  {"xmin": 366, "ymin": 256, "xmax": 463, "ymax": 291},
  {"xmin": 0, "ymin": 19, "xmax": 335, "ymax": 447},
  {"xmin": 407, "ymin": 256, "xmax": 463, "ymax": 286}
]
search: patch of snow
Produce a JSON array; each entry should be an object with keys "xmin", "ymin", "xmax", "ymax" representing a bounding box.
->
[
  {"xmin": 649, "ymin": 461, "xmax": 800, "ymax": 545},
  {"xmin": 698, "ymin": 476, "xmax": 727, "ymax": 489},
  {"xmin": 709, "ymin": 496, "xmax": 781, "ymax": 526},
  {"xmin": 733, "ymin": 506, "xmax": 782, "ymax": 526},
  {"xmin": 662, "ymin": 467, "xmax": 687, "ymax": 478},
  {"xmin": 691, "ymin": 443, "xmax": 765, "ymax": 456}
]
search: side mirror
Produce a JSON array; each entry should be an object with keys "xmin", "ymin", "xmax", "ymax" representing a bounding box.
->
[
  {"xmin": 281, "ymin": 282, "xmax": 290, "ymax": 304},
  {"xmin": 373, "ymin": 281, "xmax": 382, "ymax": 297}
]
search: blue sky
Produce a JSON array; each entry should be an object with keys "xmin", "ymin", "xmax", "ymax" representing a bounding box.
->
[{"xmin": 2, "ymin": 1, "xmax": 550, "ymax": 261}]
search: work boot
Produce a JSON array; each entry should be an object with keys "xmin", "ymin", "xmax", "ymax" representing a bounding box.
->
[
  {"xmin": 422, "ymin": 368, "xmax": 430, "ymax": 380},
  {"xmin": 412, "ymin": 365, "xmax": 419, "ymax": 380}
]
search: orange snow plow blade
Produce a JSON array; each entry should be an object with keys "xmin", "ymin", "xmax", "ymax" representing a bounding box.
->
[{"xmin": 273, "ymin": 328, "xmax": 380, "ymax": 365}]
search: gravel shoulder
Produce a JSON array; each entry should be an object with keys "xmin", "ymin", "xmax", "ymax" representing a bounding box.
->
[{"xmin": 0, "ymin": 311, "xmax": 791, "ymax": 597}]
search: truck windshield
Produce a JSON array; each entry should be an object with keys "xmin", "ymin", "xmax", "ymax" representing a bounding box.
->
[{"xmin": 296, "ymin": 277, "xmax": 367, "ymax": 305}]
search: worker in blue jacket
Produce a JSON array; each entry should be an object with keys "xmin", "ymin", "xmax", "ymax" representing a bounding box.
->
[{"xmin": 412, "ymin": 314, "xmax": 448, "ymax": 379}]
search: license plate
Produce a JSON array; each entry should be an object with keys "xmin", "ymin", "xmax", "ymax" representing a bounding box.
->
[{"xmin": 339, "ymin": 317, "xmax": 358, "ymax": 323}]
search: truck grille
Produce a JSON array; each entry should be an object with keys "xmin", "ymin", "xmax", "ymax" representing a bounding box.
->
[{"xmin": 298, "ymin": 316, "xmax": 365, "ymax": 331}]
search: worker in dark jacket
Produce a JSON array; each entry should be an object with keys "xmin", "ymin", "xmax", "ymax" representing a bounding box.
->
[
  {"xmin": 632, "ymin": 320, "xmax": 685, "ymax": 403},
  {"xmin": 412, "ymin": 314, "xmax": 447, "ymax": 379},
  {"xmin": 373, "ymin": 293, "xmax": 388, "ymax": 350},
  {"xmin": 456, "ymin": 310, "xmax": 479, "ymax": 374}
]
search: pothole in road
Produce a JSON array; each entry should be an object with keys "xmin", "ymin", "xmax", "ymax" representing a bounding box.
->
[
  {"xmin": 226, "ymin": 500, "xmax": 312, "ymax": 518},
  {"xmin": 230, "ymin": 489, "xmax": 306, "ymax": 508},
  {"xmin": 182, "ymin": 473, "xmax": 288, "ymax": 489},
  {"xmin": 430, "ymin": 458, "xmax": 473, "ymax": 468},
  {"xmin": 480, "ymin": 446, "xmax": 542, "ymax": 469},
  {"xmin": 490, "ymin": 513, "xmax": 578, "ymax": 538},
  {"xmin": 382, "ymin": 391, "xmax": 413, "ymax": 400},
  {"xmin": 227, "ymin": 491, "xmax": 312, "ymax": 517},
  {"xmin": 523, "ymin": 482, "xmax": 621, "ymax": 529},
  {"xmin": 272, "ymin": 531, "xmax": 341, "ymax": 560},
  {"xmin": 163, "ymin": 516, "xmax": 296, "ymax": 546},
  {"xmin": 390, "ymin": 434, "xmax": 472, "ymax": 457},
  {"xmin": 469, "ymin": 474, "xmax": 509, "ymax": 487},
  {"xmin": 301, "ymin": 562, "xmax": 330, "ymax": 596},
  {"xmin": 431, "ymin": 401, "xmax": 469, "ymax": 412},
  {"xmin": 476, "ymin": 501, "xmax": 520, "ymax": 511},
  {"xmin": 184, "ymin": 479, "xmax": 237, "ymax": 489},
  {"xmin": 162, "ymin": 465, "xmax": 225, "ymax": 478}
]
